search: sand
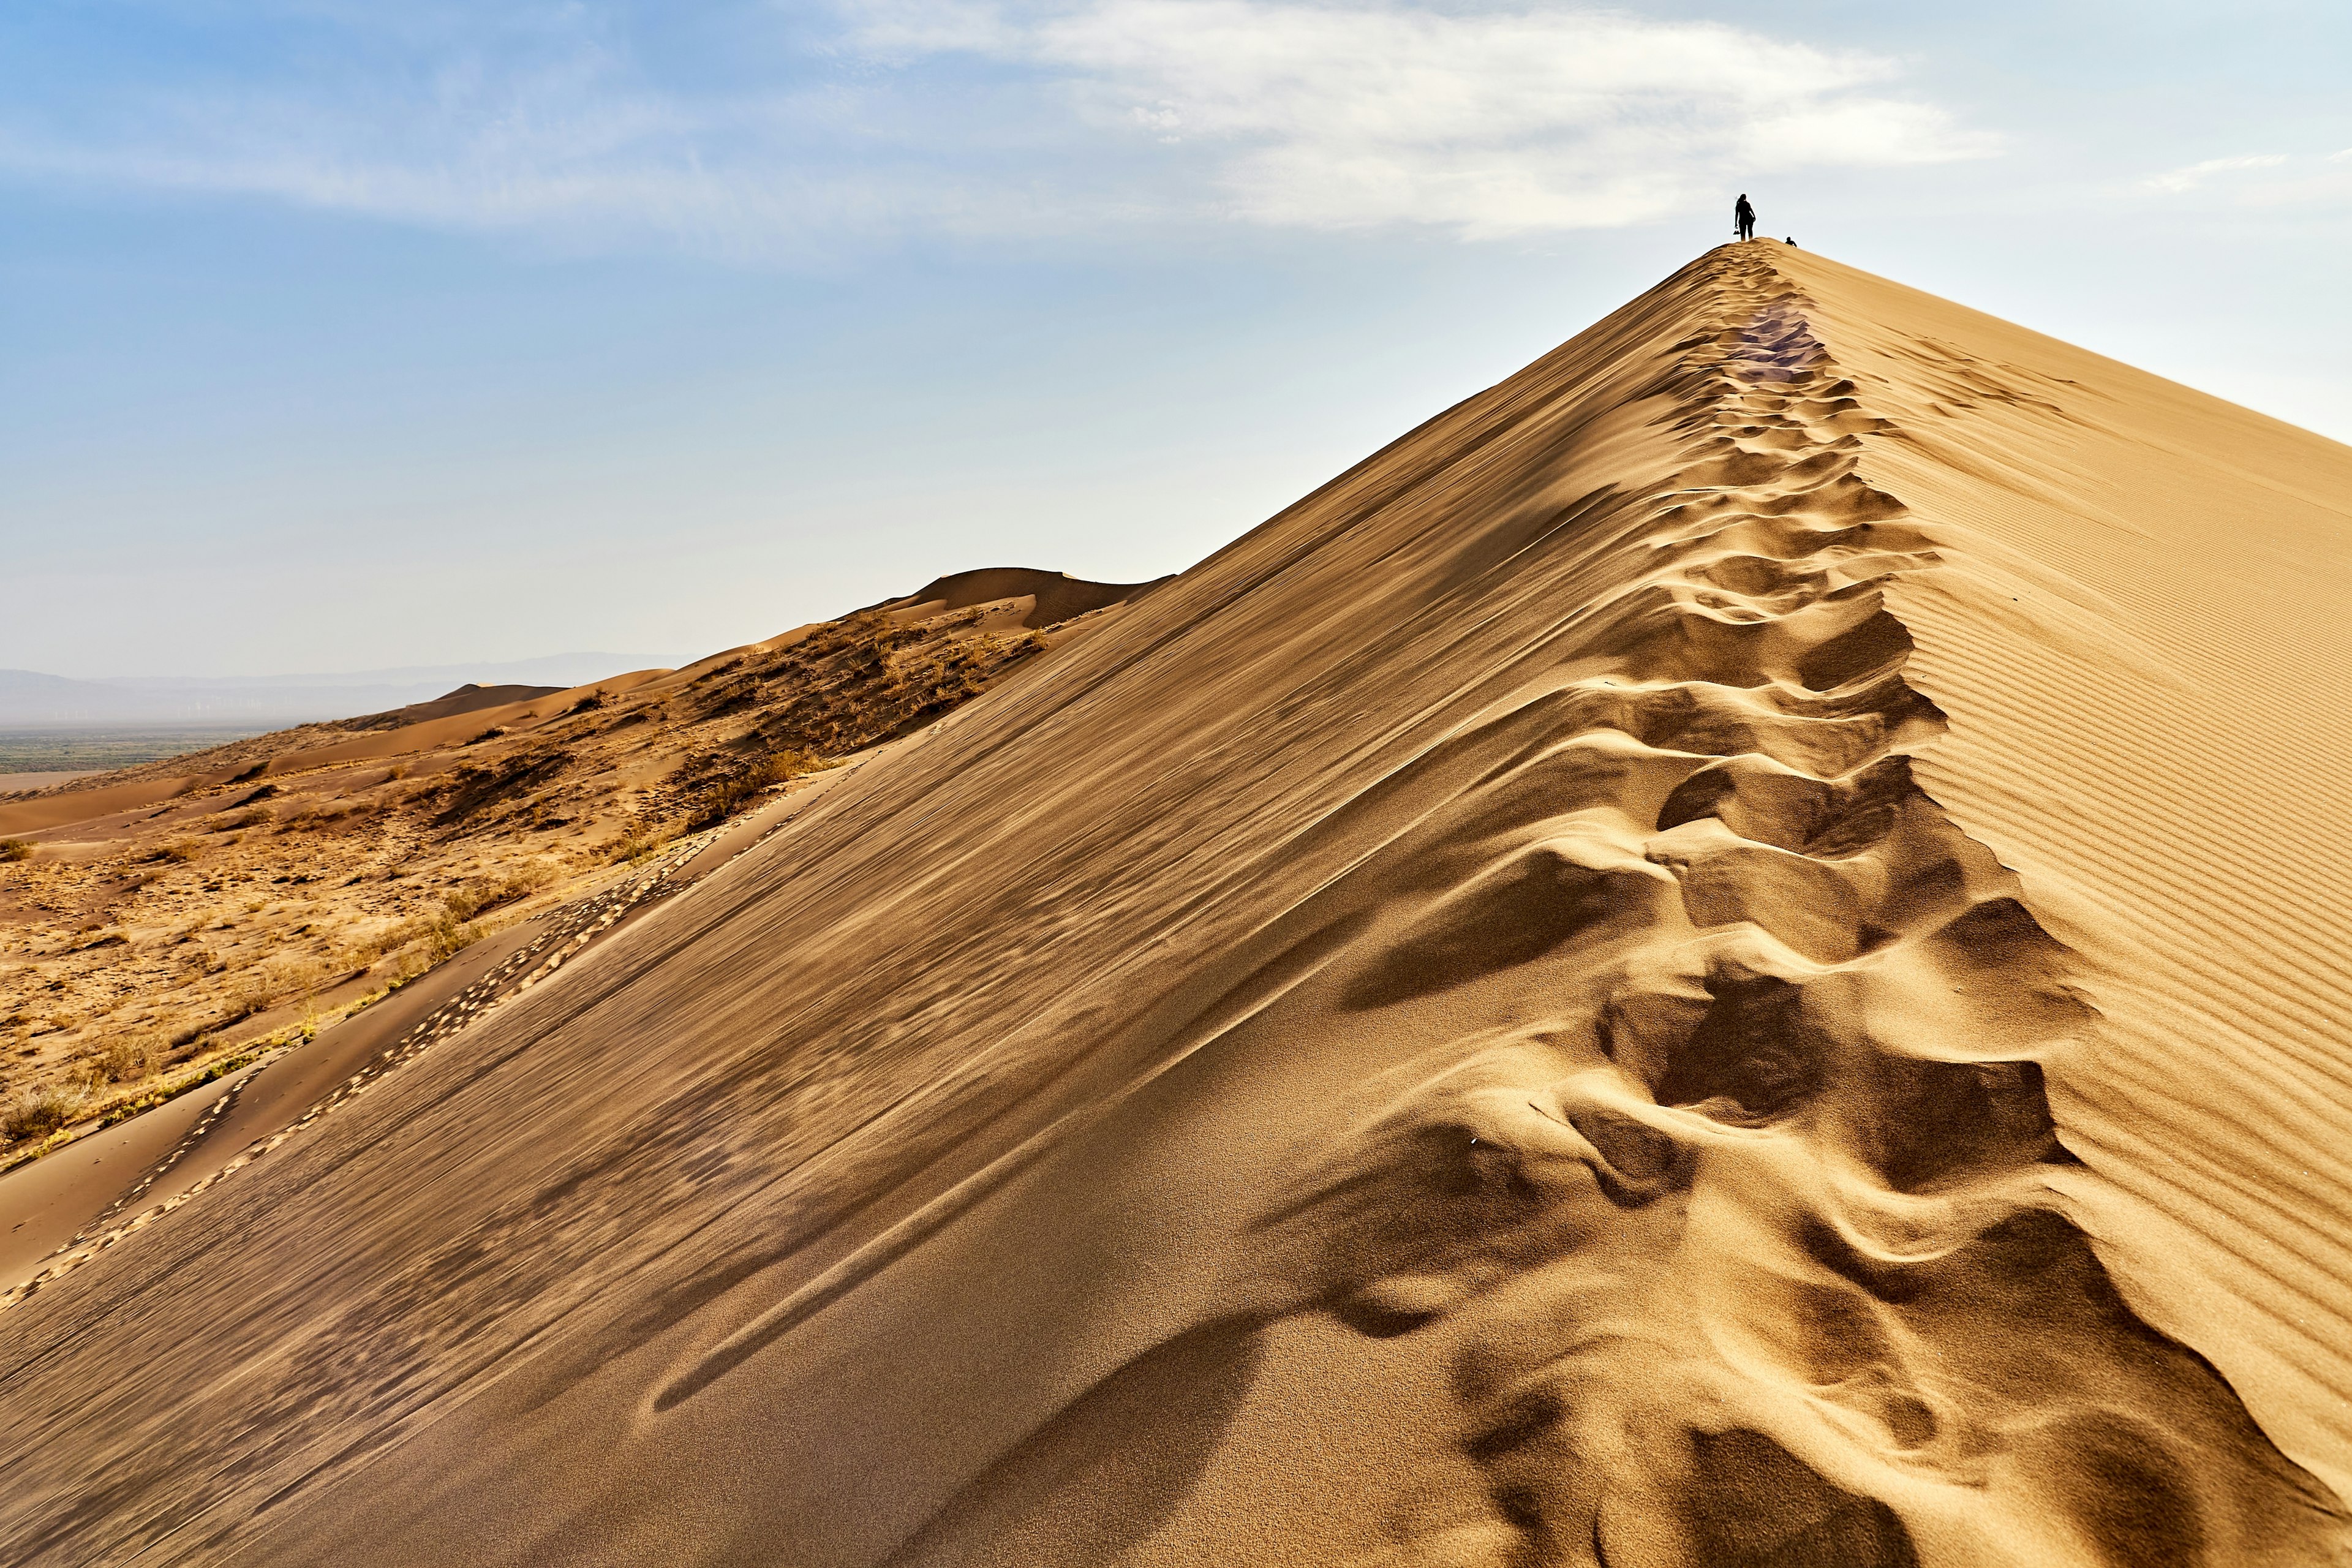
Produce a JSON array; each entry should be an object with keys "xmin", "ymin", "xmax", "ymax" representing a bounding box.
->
[
  {"xmin": 0, "ymin": 770, "xmax": 106, "ymax": 796},
  {"xmin": 1, "ymin": 243, "xmax": 2348, "ymax": 1566}
]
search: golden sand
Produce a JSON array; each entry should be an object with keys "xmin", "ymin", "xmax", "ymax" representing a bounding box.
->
[{"xmin": 1, "ymin": 245, "xmax": 2346, "ymax": 1566}]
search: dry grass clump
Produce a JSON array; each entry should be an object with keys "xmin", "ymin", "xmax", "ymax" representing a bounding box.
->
[
  {"xmin": 606, "ymin": 825, "xmax": 677, "ymax": 867},
  {"xmin": 420, "ymin": 862, "xmax": 562, "ymax": 957},
  {"xmin": 422, "ymin": 908, "xmax": 480, "ymax": 962},
  {"xmin": 90, "ymin": 1033, "xmax": 157, "ymax": 1084},
  {"xmin": 3, "ymin": 1084, "xmax": 84, "ymax": 1144},
  {"xmin": 329, "ymin": 862, "xmax": 564, "ymax": 976},
  {"xmin": 682, "ymin": 748, "xmax": 823, "ymax": 831},
  {"xmin": 217, "ymin": 951, "xmax": 334, "ymax": 1025},
  {"xmin": 0, "ymin": 839, "xmax": 31, "ymax": 863},
  {"xmin": 222, "ymin": 974, "xmax": 275, "ymax": 1025}
]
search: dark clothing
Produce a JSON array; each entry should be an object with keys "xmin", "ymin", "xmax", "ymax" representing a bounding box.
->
[{"xmin": 1734, "ymin": 196, "xmax": 1756, "ymax": 241}]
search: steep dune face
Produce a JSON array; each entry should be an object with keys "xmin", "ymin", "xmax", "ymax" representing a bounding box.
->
[
  {"xmin": 1778, "ymin": 247, "xmax": 2352, "ymax": 1509},
  {"xmin": 2, "ymin": 247, "xmax": 2348, "ymax": 1566}
]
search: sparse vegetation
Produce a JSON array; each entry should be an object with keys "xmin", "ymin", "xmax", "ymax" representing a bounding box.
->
[
  {"xmin": 92, "ymin": 1033, "xmax": 156, "ymax": 1084},
  {"xmin": 680, "ymin": 748, "xmax": 823, "ymax": 831},
  {"xmin": 606, "ymin": 826, "xmax": 676, "ymax": 867},
  {"xmin": 0, "ymin": 571, "xmax": 1132, "ymax": 1156},
  {"xmin": 3, "ymin": 1084, "xmax": 83, "ymax": 1144},
  {"xmin": 422, "ymin": 908, "xmax": 481, "ymax": 962}
]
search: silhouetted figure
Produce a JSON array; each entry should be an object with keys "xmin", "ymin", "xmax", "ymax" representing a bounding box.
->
[
  {"xmin": 1735, "ymin": 194, "xmax": 1756, "ymax": 241},
  {"xmin": 1786, "ymin": 237, "xmax": 1797, "ymax": 247}
]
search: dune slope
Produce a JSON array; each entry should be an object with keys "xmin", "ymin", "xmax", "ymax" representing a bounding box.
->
[{"xmin": 2, "ymin": 244, "xmax": 2348, "ymax": 1567}]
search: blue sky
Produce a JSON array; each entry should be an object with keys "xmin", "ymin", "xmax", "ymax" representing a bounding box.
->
[{"xmin": 6, "ymin": 1, "xmax": 2348, "ymax": 677}]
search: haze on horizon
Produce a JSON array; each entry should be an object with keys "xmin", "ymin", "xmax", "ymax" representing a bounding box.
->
[{"xmin": 5, "ymin": 1, "xmax": 2347, "ymax": 679}]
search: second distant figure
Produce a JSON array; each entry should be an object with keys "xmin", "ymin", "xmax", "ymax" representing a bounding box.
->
[{"xmin": 1735, "ymin": 193, "xmax": 1757, "ymax": 241}]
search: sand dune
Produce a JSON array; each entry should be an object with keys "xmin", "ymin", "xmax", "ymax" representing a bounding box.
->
[
  {"xmin": 340, "ymin": 682, "xmax": 569, "ymax": 731},
  {"xmin": 872, "ymin": 567, "xmax": 1173, "ymax": 630},
  {"xmin": 1, "ymin": 244, "xmax": 2348, "ymax": 1565}
]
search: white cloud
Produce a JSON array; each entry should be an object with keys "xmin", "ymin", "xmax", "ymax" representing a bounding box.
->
[
  {"xmin": 0, "ymin": 2, "xmax": 1995, "ymax": 251},
  {"xmin": 2144, "ymin": 153, "xmax": 2290, "ymax": 194},
  {"xmin": 885, "ymin": 1, "xmax": 1996, "ymax": 235}
]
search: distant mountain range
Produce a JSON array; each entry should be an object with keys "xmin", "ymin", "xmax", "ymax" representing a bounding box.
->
[{"xmin": 0, "ymin": 655, "xmax": 685, "ymax": 728}]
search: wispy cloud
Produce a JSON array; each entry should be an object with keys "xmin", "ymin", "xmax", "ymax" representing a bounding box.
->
[
  {"xmin": 959, "ymin": 1, "xmax": 1994, "ymax": 235},
  {"xmin": 2144, "ymin": 153, "xmax": 2290, "ymax": 194},
  {"xmin": 0, "ymin": 2, "xmax": 1996, "ymax": 253}
]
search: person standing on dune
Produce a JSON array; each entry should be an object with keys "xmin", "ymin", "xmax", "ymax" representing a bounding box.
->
[{"xmin": 1735, "ymin": 193, "xmax": 1757, "ymax": 241}]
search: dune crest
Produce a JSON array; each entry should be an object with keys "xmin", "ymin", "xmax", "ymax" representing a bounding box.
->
[
  {"xmin": 1, "ymin": 246, "xmax": 2347, "ymax": 1566},
  {"xmin": 852, "ymin": 248, "xmax": 2342, "ymax": 1566}
]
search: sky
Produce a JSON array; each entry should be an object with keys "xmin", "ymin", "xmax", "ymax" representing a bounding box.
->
[{"xmin": 4, "ymin": 1, "xmax": 2349, "ymax": 678}]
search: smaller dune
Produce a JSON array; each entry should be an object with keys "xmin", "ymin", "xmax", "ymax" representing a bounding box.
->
[
  {"xmin": 872, "ymin": 567, "xmax": 1172, "ymax": 629},
  {"xmin": 341, "ymin": 684, "xmax": 567, "ymax": 732}
]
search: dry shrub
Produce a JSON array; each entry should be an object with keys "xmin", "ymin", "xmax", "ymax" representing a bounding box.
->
[
  {"xmin": 605, "ymin": 824, "xmax": 676, "ymax": 867},
  {"xmin": 424, "ymin": 910, "xmax": 479, "ymax": 962},
  {"xmin": 0, "ymin": 839, "xmax": 31, "ymax": 863},
  {"xmin": 391, "ymin": 871, "xmax": 554, "ymax": 968},
  {"xmin": 347, "ymin": 867, "xmax": 549, "ymax": 979},
  {"xmin": 342, "ymin": 922, "xmax": 411, "ymax": 966},
  {"xmin": 683, "ymin": 748, "xmax": 821, "ymax": 831},
  {"xmin": 271, "ymin": 954, "xmax": 330, "ymax": 996},
  {"xmin": 221, "ymin": 953, "xmax": 331, "ymax": 1023},
  {"xmin": 3, "ymin": 1084, "xmax": 83, "ymax": 1143},
  {"xmin": 224, "ymin": 974, "xmax": 274, "ymax": 1022},
  {"xmin": 92, "ymin": 1034, "xmax": 156, "ymax": 1084}
]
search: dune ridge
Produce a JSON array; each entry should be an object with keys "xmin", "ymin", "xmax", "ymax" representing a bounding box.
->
[
  {"xmin": 0, "ymin": 246, "xmax": 2346, "ymax": 1566},
  {"xmin": 840, "ymin": 245, "xmax": 2345, "ymax": 1564}
]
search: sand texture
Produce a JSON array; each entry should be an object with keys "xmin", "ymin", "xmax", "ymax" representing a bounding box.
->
[{"xmin": 1, "ymin": 244, "xmax": 2347, "ymax": 1566}]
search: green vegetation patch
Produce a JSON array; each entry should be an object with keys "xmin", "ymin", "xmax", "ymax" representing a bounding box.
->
[{"xmin": 0, "ymin": 727, "xmax": 269, "ymax": 775}]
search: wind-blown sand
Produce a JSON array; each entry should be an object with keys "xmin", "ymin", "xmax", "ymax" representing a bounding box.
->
[{"xmin": 2, "ymin": 244, "xmax": 2348, "ymax": 1566}]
